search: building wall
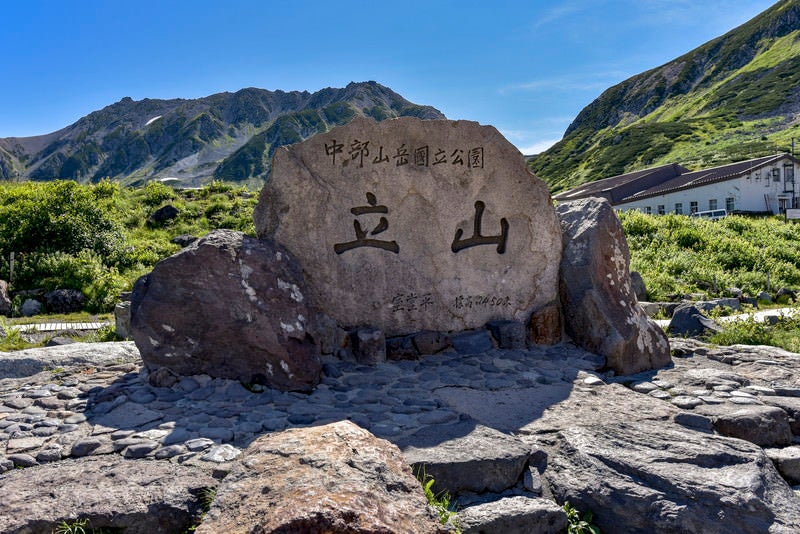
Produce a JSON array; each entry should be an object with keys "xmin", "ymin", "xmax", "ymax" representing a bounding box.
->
[{"xmin": 615, "ymin": 157, "xmax": 799, "ymax": 215}]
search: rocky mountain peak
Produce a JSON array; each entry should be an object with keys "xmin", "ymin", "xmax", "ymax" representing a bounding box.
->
[{"xmin": 0, "ymin": 82, "xmax": 445, "ymax": 186}]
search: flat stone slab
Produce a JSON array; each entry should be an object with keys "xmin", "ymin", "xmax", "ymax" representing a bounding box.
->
[
  {"xmin": 435, "ymin": 383, "xmax": 574, "ymax": 432},
  {"xmin": 0, "ymin": 455, "xmax": 218, "ymax": 534},
  {"xmin": 92, "ymin": 402, "xmax": 165, "ymax": 429},
  {"xmin": 545, "ymin": 420, "xmax": 800, "ymax": 533},
  {"xmin": 398, "ymin": 420, "xmax": 533, "ymax": 494},
  {"xmin": 459, "ymin": 496, "xmax": 567, "ymax": 534},
  {"xmin": 0, "ymin": 341, "xmax": 140, "ymax": 379},
  {"xmin": 255, "ymin": 117, "xmax": 562, "ymax": 336},
  {"xmin": 694, "ymin": 404, "xmax": 793, "ymax": 447}
]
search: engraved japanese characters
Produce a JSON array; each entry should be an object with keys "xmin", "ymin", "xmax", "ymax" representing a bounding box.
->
[{"xmin": 254, "ymin": 117, "xmax": 562, "ymax": 336}]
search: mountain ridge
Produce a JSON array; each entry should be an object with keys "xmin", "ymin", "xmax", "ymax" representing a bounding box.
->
[
  {"xmin": 531, "ymin": 0, "xmax": 800, "ymax": 193},
  {"xmin": 0, "ymin": 81, "xmax": 444, "ymax": 187}
]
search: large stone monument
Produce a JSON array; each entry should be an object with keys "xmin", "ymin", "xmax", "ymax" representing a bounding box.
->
[
  {"xmin": 254, "ymin": 117, "xmax": 562, "ymax": 336},
  {"xmin": 131, "ymin": 116, "xmax": 672, "ymax": 391}
]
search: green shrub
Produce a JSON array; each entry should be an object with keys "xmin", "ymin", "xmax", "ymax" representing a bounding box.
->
[
  {"xmin": 0, "ymin": 181, "xmax": 123, "ymax": 259},
  {"xmin": 673, "ymin": 227, "xmax": 706, "ymax": 250},
  {"xmin": 141, "ymin": 181, "xmax": 176, "ymax": 207}
]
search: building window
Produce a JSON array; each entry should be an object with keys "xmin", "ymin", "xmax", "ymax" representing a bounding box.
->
[
  {"xmin": 690, "ymin": 201, "xmax": 698, "ymax": 214},
  {"xmin": 755, "ymin": 171, "xmax": 761, "ymax": 181},
  {"xmin": 726, "ymin": 197, "xmax": 735, "ymax": 212},
  {"xmin": 657, "ymin": 205, "xmax": 665, "ymax": 215},
  {"xmin": 785, "ymin": 165, "xmax": 795, "ymax": 182},
  {"xmin": 773, "ymin": 168, "xmax": 781, "ymax": 182},
  {"xmin": 644, "ymin": 206, "xmax": 652, "ymax": 215},
  {"xmin": 675, "ymin": 202, "xmax": 683, "ymax": 214},
  {"xmin": 709, "ymin": 199, "xmax": 718, "ymax": 210}
]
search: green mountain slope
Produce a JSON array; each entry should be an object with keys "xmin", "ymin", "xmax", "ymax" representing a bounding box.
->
[
  {"xmin": 531, "ymin": 0, "xmax": 800, "ymax": 194},
  {"xmin": 0, "ymin": 82, "xmax": 444, "ymax": 187}
]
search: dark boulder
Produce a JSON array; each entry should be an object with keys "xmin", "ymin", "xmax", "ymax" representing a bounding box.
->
[
  {"xmin": 668, "ymin": 303, "xmax": 723, "ymax": 338},
  {"xmin": 44, "ymin": 289, "xmax": 86, "ymax": 314},
  {"xmin": 147, "ymin": 204, "xmax": 179, "ymax": 225},
  {"xmin": 170, "ymin": 234, "xmax": 198, "ymax": 247},
  {"xmin": 130, "ymin": 229, "xmax": 322, "ymax": 392}
]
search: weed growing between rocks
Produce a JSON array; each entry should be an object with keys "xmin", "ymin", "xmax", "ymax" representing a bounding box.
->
[
  {"xmin": 53, "ymin": 519, "xmax": 90, "ymax": 534},
  {"xmin": 184, "ymin": 486, "xmax": 217, "ymax": 533},
  {"xmin": 0, "ymin": 318, "xmax": 31, "ymax": 351},
  {"xmin": 51, "ymin": 519, "xmax": 123, "ymax": 534},
  {"xmin": 415, "ymin": 467, "xmax": 461, "ymax": 533},
  {"xmin": 563, "ymin": 501, "xmax": 600, "ymax": 534}
]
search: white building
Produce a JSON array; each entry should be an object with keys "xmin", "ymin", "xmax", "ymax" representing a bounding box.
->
[{"xmin": 555, "ymin": 154, "xmax": 800, "ymax": 215}]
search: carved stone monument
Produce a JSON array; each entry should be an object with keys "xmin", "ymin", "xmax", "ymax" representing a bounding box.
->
[{"xmin": 254, "ymin": 117, "xmax": 562, "ymax": 336}]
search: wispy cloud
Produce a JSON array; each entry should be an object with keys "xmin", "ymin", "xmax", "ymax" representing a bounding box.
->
[
  {"xmin": 499, "ymin": 127, "xmax": 566, "ymax": 156},
  {"xmin": 499, "ymin": 71, "xmax": 631, "ymax": 96},
  {"xmin": 516, "ymin": 139, "xmax": 561, "ymax": 155},
  {"xmin": 528, "ymin": 1, "xmax": 585, "ymax": 30}
]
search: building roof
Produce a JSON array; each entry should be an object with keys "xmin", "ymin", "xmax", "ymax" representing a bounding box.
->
[
  {"xmin": 554, "ymin": 154, "xmax": 797, "ymax": 205},
  {"xmin": 623, "ymin": 154, "xmax": 792, "ymax": 202},
  {"xmin": 553, "ymin": 163, "xmax": 687, "ymax": 204}
]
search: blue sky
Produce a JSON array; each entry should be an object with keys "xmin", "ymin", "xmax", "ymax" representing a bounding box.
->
[{"xmin": 0, "ymin": 0, "xmax": 777, "ymax": 154}]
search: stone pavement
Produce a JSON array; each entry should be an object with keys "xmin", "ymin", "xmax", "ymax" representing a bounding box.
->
[
  {"xmin": 0, "ymin": 341, "xmax": 604, "ymax": 474},
  {"xmin": 4, "ymin": 339, "xmax": 800, "ymax": 532}
]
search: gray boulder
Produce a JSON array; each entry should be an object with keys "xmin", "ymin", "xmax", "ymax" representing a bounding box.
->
[
  {"xmin": 695, "ymin": 297, "xmax": 740, "ymax": 313},
  {"xmin": 0, "ymin": 456, "xmax": 218, "ymax": 534},
  {"xmin": 765, "ymin": 446, "xmax": 800, "ymax": 485},
  {"xmin": 556, "ymin": 197, "xmax": 671, "ymax": 375},
  {"xmin": 44, "ymin": 289, "xmax": 86, "ymax": 314},
  {"xmin": 196, "ymin": 421, "xmax": 447, "ymax": 534},
  {"xmin": 776, "ymin": 287, "xmax": 797, "ymax": 304},
  {"xmin": 0, "ymin": 279, "xmax": 10, "ymax": 316},
  {"xmin": 45, "ymin": 336, "xmax": 77, "ymax": 347},
  {"xmin": 630, "ymin": 270, "xmax": 646, "ymax": 301},
  {"xmin": 170, "ymin": 233, "xmax": 197, "ymax": 247},
  {"xmin": 21, "ymin": 298, "xmax": 42, "ymax": 317},
  {"xmin": 130, "ymin": 229, "xmax": 322, "ymax": 392},
  {"xmin": 544, "ymin": 420, "xmax": 800, "ymax": 533},
  {"xmin": 668, "ymin": 303, "xmax": 723, "ymax": 337},
  {"xmin": 114, "ymin": 300, "xmax": 131, "ymax": 339},
  {"xmin": 349, "ymin": 326, "xmax": 387, "ymax": 365}
]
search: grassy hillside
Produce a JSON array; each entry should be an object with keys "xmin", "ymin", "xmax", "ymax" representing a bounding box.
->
[{"xmin": 532, "ymin": 0, "xmax": 800, "ymax": 194}]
